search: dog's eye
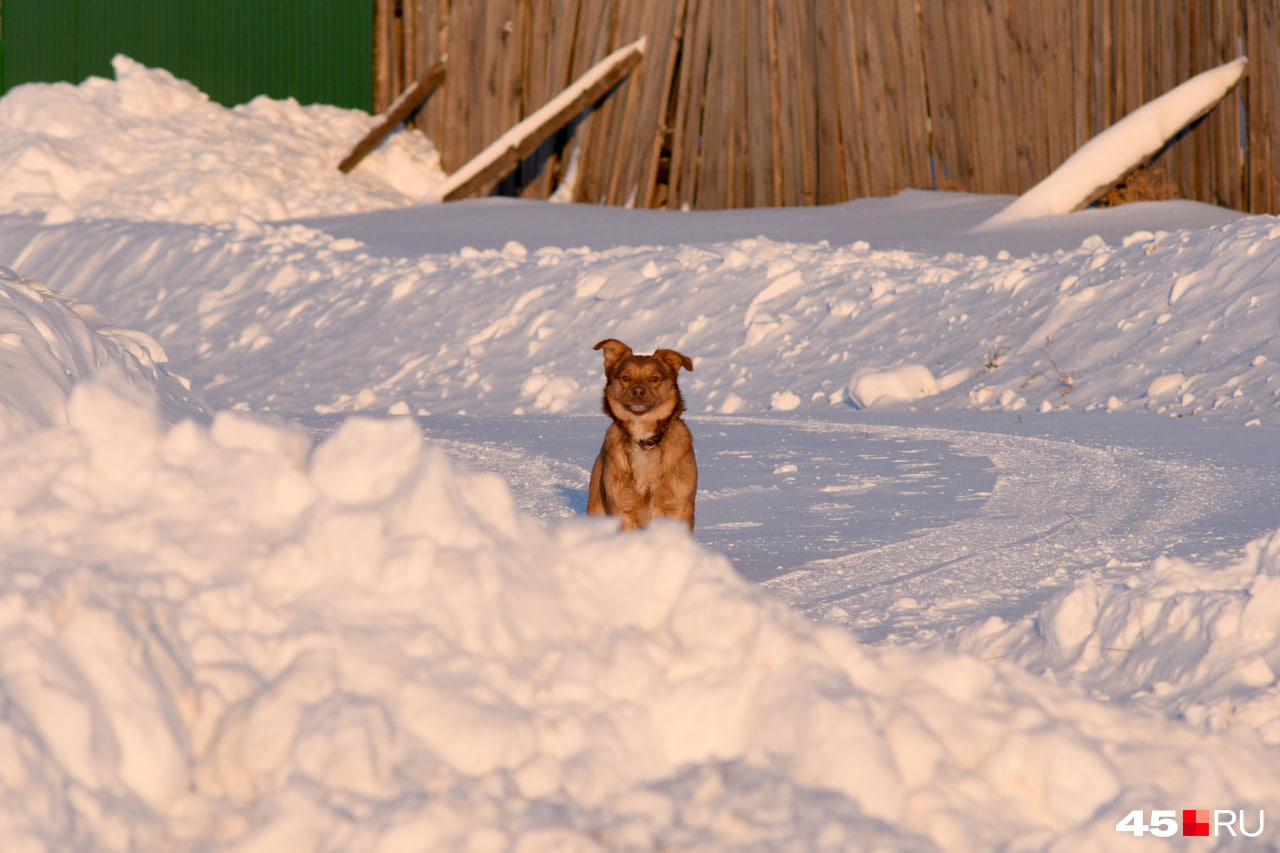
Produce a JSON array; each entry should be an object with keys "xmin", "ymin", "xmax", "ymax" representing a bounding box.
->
[
  {"xmin": 619, "ymin": 374, "xmax": 631, "ymax": 383},
  {"xmin": 648, "ymin": 374, "xmax": 660, "ymax": 383}
]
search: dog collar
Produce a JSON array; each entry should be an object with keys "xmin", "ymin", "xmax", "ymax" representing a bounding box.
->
[{"xmin": 632, "ymin": 418, "xmax": 672, "ymax": 450}]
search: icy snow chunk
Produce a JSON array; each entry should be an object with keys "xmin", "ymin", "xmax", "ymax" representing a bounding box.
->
[
  {"xmin": 846, "ymin": 365, "xmax": 939, "ymax": 408},
  {"xmin": 1146, "ymin": 373, "xmax": 1185, "ymax": 398},
  {"xmin": 770, "ymin": 390, "xmax": 801, "ymax": 411},
  {"xmin": 310, "ymin": 416, "xmax": 422, "ymax": 504},
  {"xmin": 718, "ymin": 392, "xmax": 746, "ymax": 414}
]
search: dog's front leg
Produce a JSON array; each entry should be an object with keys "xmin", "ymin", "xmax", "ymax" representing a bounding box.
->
[
  {"xmin": 657, "ymin": 447, "xmax": 697, "ymax": 530},
  {"xmin": 601, "ymin": 457, "xmax": 646, "ymax": 530}
]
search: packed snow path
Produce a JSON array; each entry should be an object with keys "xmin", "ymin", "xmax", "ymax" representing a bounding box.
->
[{"xmin": 349, "ymin": 412, "xmax": 1280, "ymax": 645}]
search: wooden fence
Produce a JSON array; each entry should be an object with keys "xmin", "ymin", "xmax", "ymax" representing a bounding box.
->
[{"xmin": 375, "ymin": 0, "xmax": 1280, "ymax": 214}]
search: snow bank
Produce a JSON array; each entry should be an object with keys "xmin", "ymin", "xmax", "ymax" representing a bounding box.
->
[
  {"xmin": 958, "ymin": 528, "xmax": 1280, "ymax": 745},
  {"xmin": 2, "ymin": 374, "xmax": 1277, "ymax": 850},
  {"xmin": 9, "ymin": 209, "xmax": 1280, "ymax": 426},
  {"xmin": 0, "ymin": 268, "xmax": 204, "ymax": 438},
  {"xmin": 0, "ymin": 56, "xmax": 443, "ymax": 224}
]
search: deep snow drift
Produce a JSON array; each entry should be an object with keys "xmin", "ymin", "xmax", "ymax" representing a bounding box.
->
[{"xmin": 1, "ymin": 58, "xmax": 1280, "ymax": 851}]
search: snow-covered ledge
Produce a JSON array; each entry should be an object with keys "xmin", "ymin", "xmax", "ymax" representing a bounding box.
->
[{"xmin": 976, "ymin": 56, "xmax": 1247, "ymax": 230}]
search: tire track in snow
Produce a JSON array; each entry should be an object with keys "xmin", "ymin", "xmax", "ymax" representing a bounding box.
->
[{"xmin": 761, "ymin": 421, "xmax": 1242, "ymax": 643}]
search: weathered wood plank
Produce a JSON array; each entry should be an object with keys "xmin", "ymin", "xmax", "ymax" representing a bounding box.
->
[
  {"xmin": 695, "ymin": 2, "xmax": 734, "ymax": 208},
  {"xmin": 1257, "ymin": 0, "xmax": 1280, "ymax": 213},
  {"xmin": 442, "ymin": 37, "xmax": 646, "ymax": 201},
  {"xmin": 1208, "ymin": 0, "xmax": 1243, "ymax": 209},
  {"xmin": 374, "ymin": 0, "xmax": 395, "ymax": 113},
  {"xmin": 411, "ymin": 0, "xmax": 449, "ymax": 142},
  {"xmin": 631, "ymin": 0, "xmax": 686, "ymax": 209},
  {"xmin": 744, "ymin": 0, "xmax": 775, "ymax": 206},
  {"xmin": 593, "ymin": 0, "xmax": 649, "ymax": 205},
  {"xmin": 918, "ymin": 0, "xmax": 968, "ymax": 189},
  {"xmin": 1070, "ymin": 0, "xmax": 1090, "ymax": 153},
  {"xmin": 1006, "ymin": 0, "xmax": 1039, "ymax": 190},
  {"xmin": 848, "ymin": 0, "xmax": 888, "ymax": 195},
  {"xmin": 669, "ymin": 0, "xmax": 712, "ymax": 208},
  {"xmin": 560, "ymin": 0, "xmax": 616, "ymax": 203},
  {"xmin": 812, "ymin": 0, "xmax": 842, "ymax": 203},
  {"xmin": 763, "ymin": 0, "xmax": 785, "ymax": 205},
  {"xmin": 771, "ymin": 0, "xmax": 817, "ymax": 205},
  {"xmin": 833, "ymin": 0, "xmax": 863, "ymax": 197},
  {"xmin": 964, "ymin": 0, "xmax": 1005, "ymax": 193},
  {"xmin": 888, "ymin": 0, "xmax": 933, "ymax": 191},
  {"xmin": 339, "ymin": 61, "xmax": 447, "ymax": 173}
]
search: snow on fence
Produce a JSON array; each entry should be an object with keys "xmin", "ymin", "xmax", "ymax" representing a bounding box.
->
[{"xmin": 375, "ymin": 0, "xmax": 1279, "ymax": 214}]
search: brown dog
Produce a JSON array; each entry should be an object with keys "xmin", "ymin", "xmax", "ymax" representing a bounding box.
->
[{"xmin": 588, "ymin": 339, "xmax": 697, "ymax": 530}]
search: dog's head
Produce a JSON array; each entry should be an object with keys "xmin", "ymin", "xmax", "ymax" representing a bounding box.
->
[{"xmin": 594, "ymin": 338, "xmax": 692, "ymax": 431}]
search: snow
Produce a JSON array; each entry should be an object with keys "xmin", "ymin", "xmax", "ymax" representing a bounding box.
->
[
  {"xmin": 0, "ymin": 55, "xmax": 442, "ymax": 225},
  {"xmin": 2, "ymin": 58, "xmax": 1280, "ymax": 850}
]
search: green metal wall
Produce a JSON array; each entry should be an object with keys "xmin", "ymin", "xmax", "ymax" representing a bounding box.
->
[{"xmin": 0, "ymin": 0, "xmax": 373, "ymax": 111}]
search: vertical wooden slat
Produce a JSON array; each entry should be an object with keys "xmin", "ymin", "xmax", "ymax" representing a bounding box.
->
[
  {"xmin": 1246, "ymin": 0, "xmax": 1261, "ymax": 211},
  {"xmin": 485, "ymin": 0, "xmax": 525, "ymax": 161},
  {"xmin": 1209, "ymin": 0, "xmax": 1243, "ymax": 210},
  {"xmin": 694, "ymin": 3, "xmax": 734, "ymax": 208},
  {"xmin": 636, "ymin": 0, "xmax": 688, "ymax": 208},
  {"xmin": 514, "ymin": 0, "xmax": 551, "ymax": 196},
  {"xmin": 1005, "ymin": 0, "xmax": 1039, "ymax": 190},
  {"xmin": 374, "ymin": 0, "xmax": 395, "ymax": 113},
  {"xmin": 1043, "ymin": 1, "xmax": 1076, "ymax": 184},
  {"xmin": 1253, "ymin": 0, "xmax": 1280, "ymax": 213},
  {"xmin": 1071, "ymin": 0, "xmax": 1091, "ymax": 153},
  {"xmin": 728, "ymin": 0, "xmax": 748, "ymax": 207},
  {"xmin": 813, "ymin": 0, "xmax": 845, "ymax": 203},
  {"xmin": 1179, "ymin": 0, "xmax": 1196, "ymax": 196},
  {"xmin": 890, "ymin": 0, "xmax": 934, "ymax": 191},
  {"xmin": 771, "ymin": 0, "xmax": 818, "ymax": 205},
  {"xmin": 1143, "ymin": 0, "xmax": 1171, "ymax": 187},
  {"xmin": 668, "ymin": 0, "xmax": 713, "ymax": 208},
  {"xmin": 919, "ymin": 0, "xmax": 973, "ymax": 190},
  {"xmin": 744, "ymin": 0, "xmax": 776, "ymax": 206},
  {"xmin": 848, "ymin": 0, "xmax": 890, "ymax": 195},
  {"xmin": 412, "ymin": 0, "xmax": 449, "ymax": 149},
  {"xmin": 1089, "ymin": 0, "xmax": 1111, "ymax": 139},
  {"xmin": 440, "ymin": 0, "xmax": 473, "ymax": 172},
  {"xmin": 832, "ymin": 0, "xmax": 864, "ymax": 197},
  {"xmin": 561, "ymin": 0, "xmax": 617, "ymax": 202},
  {"xmin": 764, "ymin": 0, "xmax": 787, "ymax": 205},
  {"xmin": 580, "ymin": 0, "xmax": 684, "ymax": 207},
  {"xmin": 963, "ymin": 0, "xmax": 1007, "ymax": 193}
]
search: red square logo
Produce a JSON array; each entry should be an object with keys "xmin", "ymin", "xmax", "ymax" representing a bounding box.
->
[{"xmin": 1183, "ymin": 810, "xmax": 1210, "ymax": 837}]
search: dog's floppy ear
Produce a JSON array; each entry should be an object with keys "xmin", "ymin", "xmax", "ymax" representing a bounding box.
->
[
  {"xmin": 655, "ymin": 348, "xmax": 693, "ymax": 375},
  {"xmin": 593, "ymin": 339, "xmax": 633, "ymax": 374}
]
